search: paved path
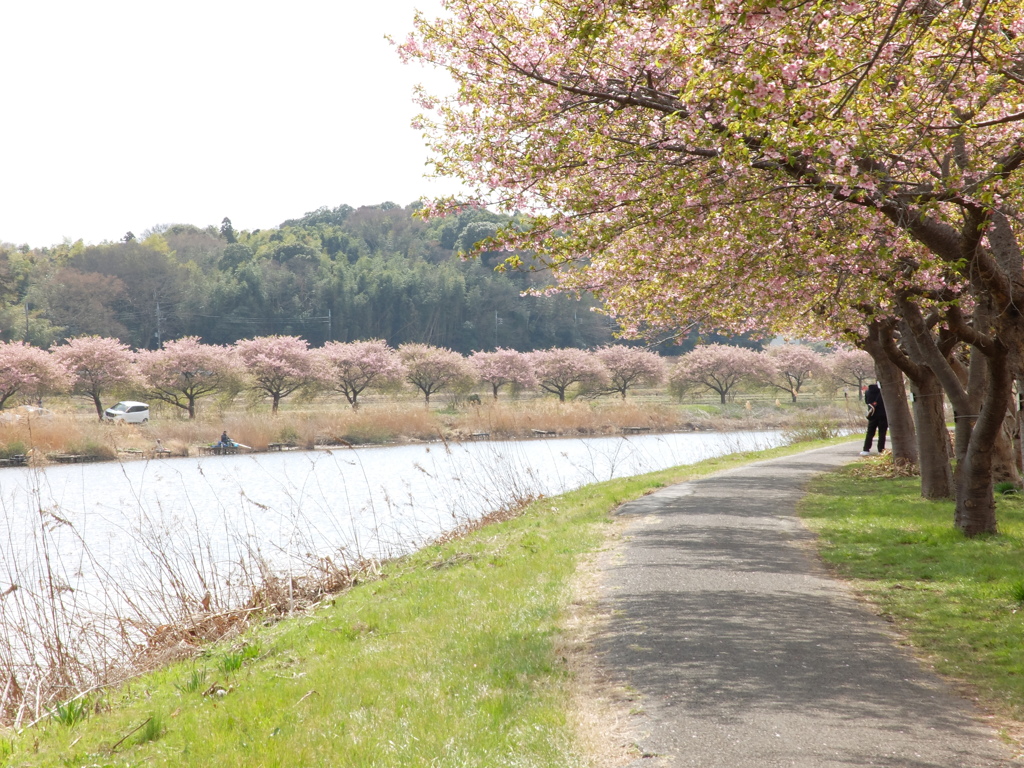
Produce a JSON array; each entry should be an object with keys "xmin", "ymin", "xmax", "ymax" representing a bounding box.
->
[{"xmin": 593, "ymin": 443, "xmax": 1015, "ymax": 767}]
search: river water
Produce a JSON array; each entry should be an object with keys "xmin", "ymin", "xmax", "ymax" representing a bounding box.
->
[{"xmin": 0, "ymin": 430, "xmax": 783, "ymax": 659}]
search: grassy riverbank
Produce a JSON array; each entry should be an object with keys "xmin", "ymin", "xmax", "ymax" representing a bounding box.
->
[
  {"xmin": 0, "ymin": 439, "xmax": 841, "ymax": 768},
  {"xmin": 0, "ymin": 395, "xmax": 859, "ymax": 462},
  {"xmin": 800, "ymin": 458, "xmax": 1024, "ymax": 743}
]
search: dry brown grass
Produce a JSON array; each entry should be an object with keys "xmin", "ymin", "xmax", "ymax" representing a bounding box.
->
[
  {"xmin": 455, "ymin": 399, "xmax": 679, "ymax": 437},
  {"xmin": 846, "ymin": 450, "xmax": 920, "ymax": 479},
  {"xmin": 0, "ymin": 391, "xmax": 856, "ymax": 732},
  {"xmin": 0, "ymin": 392, "xmax": 859, "ymax": 465}
]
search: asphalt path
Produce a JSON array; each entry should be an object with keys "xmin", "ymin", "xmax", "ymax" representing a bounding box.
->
[{"xmin": 592, "ymin": 442, "xmax": 1015, "ymax": 767}]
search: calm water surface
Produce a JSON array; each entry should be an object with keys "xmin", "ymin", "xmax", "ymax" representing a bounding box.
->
[{"xmin": 0, "ymin": 431, "xmax": 782, "ymax": 618}]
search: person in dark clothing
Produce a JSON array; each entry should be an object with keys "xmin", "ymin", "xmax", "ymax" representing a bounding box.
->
[{"xmin": 861, "ymin": 383, "xmax": 887, "ymax": 455}]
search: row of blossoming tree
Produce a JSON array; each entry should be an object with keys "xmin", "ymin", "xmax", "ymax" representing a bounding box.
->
[
  {"xmin": 401, "ymin": 0, "xmax": 1024, "ymax": 535},
  {"xmin": 0, "ymin": 336, "xmax": 874, "ymax": 418}
]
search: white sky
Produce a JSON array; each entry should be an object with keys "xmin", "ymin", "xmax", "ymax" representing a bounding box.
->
[{"xmin": 0, "ymin": 0, "xmax": 457, "ymax": 248}]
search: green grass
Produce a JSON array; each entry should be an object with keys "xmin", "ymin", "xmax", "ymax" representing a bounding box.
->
[
  {"xmin": 1, "ymin": 438, "xmax": 843, "ymax": 768},
  {"xmin": 0, "ymin": 441, "xmax": 27, "ymax": 459},
  {"xmin": 44, "ymin": 698, "xmax": 89, "ymax": 729},
  {"xmin": 800, "ymin": 468, "xmax": 1024, "ymax": 720}
]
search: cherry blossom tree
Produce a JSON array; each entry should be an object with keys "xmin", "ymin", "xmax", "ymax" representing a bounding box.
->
[
  {"xmin": 233, "ymin": 335, "xmax": 316, "ymax": 414},
  {"xmin": 399, "ymin": 343, "xmax": 474, "ymax": 406},
  {"xmin": 671, "ymin": 345, "xmax": 764, "ymax": 405},
  {"xmin": 316, "ymin": 340, "xmax": 405, "ymax": 409},
  {"xmin": 530, "ymin": 348, "xmax": 608, "ymax": 403},
  {"xmin": 870, "ymin": 317, "xmax": 956, "ymax": 500},
  {"xmin": 828, "ymin": 349, "xmax": 876, "ymax": 402},
  {"xmin": 595, "ymin": 346, "xmax": 665, "ymax": 399},
  {"xmin": 53, "ymin": 336, "xmax": 140, "ymax": 420},
  {"xmin": 470, "ymin": 348, "xmax": 536, "ymax": 400},
  {"xmin": 760, "ymin": 346, "xmax": 828, "ymax": 404},
  {"xmin": 0, "ymin": 342, "xmax": 70, "ymax": 410},
  {"xmin": 137, "ymin": 337, "xmax": 240, "ymax": 419},
  {"xmin": 403, "ymin": 1, "xmax": 1024, "ymax": 535}
]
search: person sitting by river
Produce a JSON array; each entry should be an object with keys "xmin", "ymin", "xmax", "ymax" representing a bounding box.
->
[{"xmin": 217, "ymin": 431, "xmax": 233, "ymax": 448}]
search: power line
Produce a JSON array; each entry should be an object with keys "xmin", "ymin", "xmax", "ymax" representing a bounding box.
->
[{"xmin": 194, "ymin": 314, "xmax": 331, "ymax": 324}]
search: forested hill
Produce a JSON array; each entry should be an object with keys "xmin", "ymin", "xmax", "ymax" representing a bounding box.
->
[{"xmin": 0, "ymin": 203, "xmax": 622, "ymax": 354}]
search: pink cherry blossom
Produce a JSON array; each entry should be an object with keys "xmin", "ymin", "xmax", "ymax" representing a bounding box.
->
[
  {"xmin": 470, "ymin": 348, "xmax": 536, "ymax": 399},
  {"xmin": 138, "ymin": 337, "xmax": 239, "ymax": 419},
  {"xmin": 53, "ymin": 336, "xmax": 140, "ymax": 420},
  {"xmin": 233, "ymin": 336, "xmax": 316, "ymax": 414},
  {"xmin": 316, "ymin": 340, "xmax": 405, "ymax": 408}
]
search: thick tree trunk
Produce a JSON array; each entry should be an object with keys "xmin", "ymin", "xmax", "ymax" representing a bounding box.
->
[
  {"xmin": 862, "ymin": 325, "xmax": 917, "ymax": 466},
  {"xmin": 891, "ymin": 319, "xmax": 952, "ymax": 498},
  {"xmin": 953, "ymin": 351, "xmax": 1010, "ymax": 536},
  {"xmin": 993, "ymin": 404, "xmax": 1021, "ymax": 485},
  {"xmin": 909, "ymin": 374, "xmax": 953, "ymax": 499},
  {"xmin": 955, "ymin": 448, "xmax": 997, "ymax": 536},
  {"xmin": 875, "ymin": 357, "xmax": 917, "ymax": 466},
  {"xmin": 948, "ymin": 345, "xmax": 986, "ymax": 471},
  {"xmin": 1017, "ymin": 382, "xmax": 1024, "ymax": 483}
]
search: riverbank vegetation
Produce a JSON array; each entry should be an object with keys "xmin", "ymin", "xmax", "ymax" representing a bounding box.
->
[
  {"xmin": 0, "ymin": 334, "xmax": 870, "ymax": 421},
  {"xmin": 0, "ymin": 440, "xmax": 840, "ymax": 767},
  {"xmin": 801, "ymin": 457, "xmax": 1024, "ymax": 735},
  {"xmin": 0, "ymin": 392, "xmax": 862, "ymax": 463},
  {"xmin": 4, "ymin": 444, "xmax": 1023, "ymax": 764}
]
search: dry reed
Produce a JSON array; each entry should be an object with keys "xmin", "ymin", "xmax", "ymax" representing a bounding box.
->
[
  {"xmin": 1, "ymin": 392, "xmax": 860, "ymax": 463},
  {"xmin": 0, "ymin": 392, "xmax": 858, "ymax": 726}
]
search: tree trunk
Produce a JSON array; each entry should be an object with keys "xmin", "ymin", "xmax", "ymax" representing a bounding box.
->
[
  {"xmin": 955, "ymin": 447, "xmax": 998, "ymax": 536},
  {"xmin": 908, "ymin": 374, "xmax": 953, "ymax": 499},
  {"xmin": 949, "ymin": 345, "xmax": 986, "ymax": 466},
  {"xmin": 862, "ymin": 328, "xmax": 918, "ymax": 467},
  {"xmin": 1017, "ymin": 381, "xmax": 1024, "ymax": 484},
  {"xmin": 272, "ymin": 393, "xmax": 280, "ymax": 414},
  {"xmin": 92, "ymin": 393, "xmax": 105, "ymax": 421},
  {"xmin": 890, "ymin": 319, "xmax": 950, "ymax": 497},
  {"xmin": 992, "ymin": 404, "xmax": 1021, "ymax": 485},
  {"xmin": 879, "ymin": 362, "xmax": 916, "ymax": 465},
  {"xmin": 953, "ymin": 351, "xmax": 1010, "ymax": 536}
]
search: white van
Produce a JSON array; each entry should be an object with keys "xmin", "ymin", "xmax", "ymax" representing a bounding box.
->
[{"xmin": 103, "ymin": 401, "xmax": 150, "ymax": 423}]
